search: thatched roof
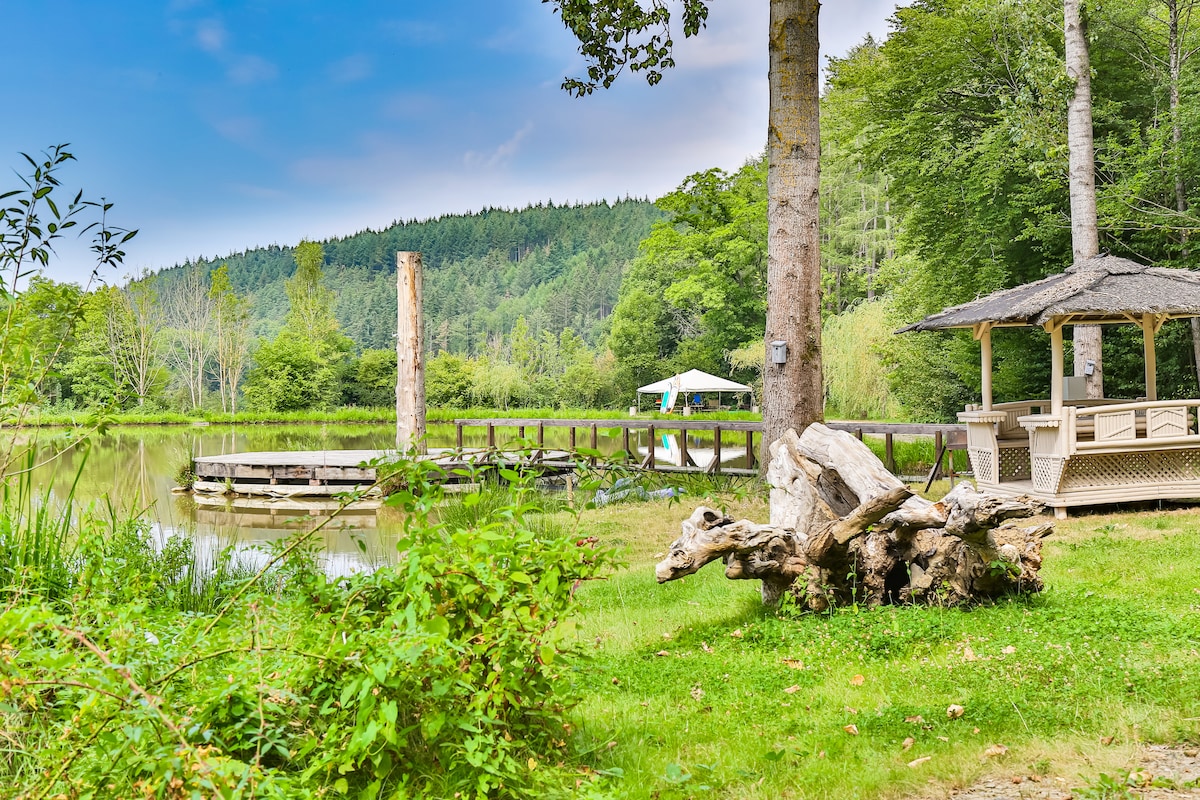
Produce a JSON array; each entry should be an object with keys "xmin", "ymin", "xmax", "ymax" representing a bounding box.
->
[{"xmin": 898, "ymin": 254, "xmax": 1200, "ymax": 332}]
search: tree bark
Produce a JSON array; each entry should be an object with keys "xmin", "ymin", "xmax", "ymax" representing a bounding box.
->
[
  {"xmin": 1065, "ymin": 0, "xmax": 1104, "ymax": 398},
  {"xmin": 763, "ymin": 0, "xmax": 824, "ymax": 462},
  {"xmin": 396, "ymin": 251, "xmax": 427, "ymax": 453},
  {"xmin": 657, "ymin": 424, "xmax": 1051, "ymax": 608}
]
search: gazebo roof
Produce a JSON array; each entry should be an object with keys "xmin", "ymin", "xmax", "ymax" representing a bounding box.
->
[{"xmin": 898, "ymin": 254, "xmax": 1200, "ymax": 332}]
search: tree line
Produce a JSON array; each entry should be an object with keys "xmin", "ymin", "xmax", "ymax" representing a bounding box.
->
[{"xmin": 12, "ymin": 0, "xmax": 1200, "ymax": 420}]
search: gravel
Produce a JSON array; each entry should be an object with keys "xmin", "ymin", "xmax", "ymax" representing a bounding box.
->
[{"xmin": 935, "ymin": 746, "xmax": 1200, "ymax": 800}]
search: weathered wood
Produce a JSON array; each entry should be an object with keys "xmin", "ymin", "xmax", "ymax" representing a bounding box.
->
[
  {"xmin": 396, "ymin": 251, "xmax": 427, "ymax": 453},
  {"xmin": 656, "ymin": 423, "xmax": 1051, "ymax": 608}
]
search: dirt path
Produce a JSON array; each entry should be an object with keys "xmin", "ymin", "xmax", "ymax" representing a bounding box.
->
[{"xmin": 940, "ymin": 746, "xmax": 1199, "ymax": 800}]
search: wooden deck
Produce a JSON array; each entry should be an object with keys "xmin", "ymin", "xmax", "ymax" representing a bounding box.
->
[
  {"xmin": 192, "ymin": 447, "xmax": 575, "ymax": 498},
  {"xmin": 192, "ymin": 418, "xmax": 969, "ymax": 498}
]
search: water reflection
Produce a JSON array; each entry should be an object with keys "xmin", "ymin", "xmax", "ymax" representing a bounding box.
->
[{"xmin": 11, "ymin": 422, "xmax": 747, "ymax": 574}]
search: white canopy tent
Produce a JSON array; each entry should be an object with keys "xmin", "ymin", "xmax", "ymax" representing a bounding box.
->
[{"xmin": 635, "ymin": 369, "xmax": 753, "ymax": 412}]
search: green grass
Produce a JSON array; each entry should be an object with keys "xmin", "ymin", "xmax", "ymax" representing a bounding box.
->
[{"xmin": 566, "ymin": 498, "xmax": 1200, "ymax": 799}]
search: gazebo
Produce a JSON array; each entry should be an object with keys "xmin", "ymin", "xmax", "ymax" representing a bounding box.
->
[
  {"xmin": 635, "ymin": 369, "xmax": 753, "ymax": 412},
  {"xmin": 901, "ymin": 254, "xmax": 1200, "ymax": 518}
]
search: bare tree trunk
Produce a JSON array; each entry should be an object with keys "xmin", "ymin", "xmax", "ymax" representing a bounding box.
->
[
  {"xmin": 763, "ymin": 0, "xmax": 824, "ymax": 461},
  {"xmin": 1065, "ymin": 0, "xmax": 1104, "ymax": 398},
  {"xmin": 396, "ymin": 251, "xmax": 427, "ymax": 453},
  {"xmin": 1163, "ymin": 0, "xmax": 1200, "ymax": 391}
]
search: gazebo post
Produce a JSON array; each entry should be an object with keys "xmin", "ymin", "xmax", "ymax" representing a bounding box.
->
[
  {"xmin": 1142, "ymin": 313, "xmax": 1160, "ymax": 401},
  {"xmin": 1045, "ymin": 318, "xmax": 1065, "ymax": 413},
  {"xmin": 974, "ymin": 322, "xmax": 994, "ymax": 410}
]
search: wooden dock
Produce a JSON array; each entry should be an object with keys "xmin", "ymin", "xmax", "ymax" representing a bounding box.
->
[
  {"xmin": 191, "ymin": 447, "xmax": 574, "ymax": 498},
  {"xmin": 192, "ymin": 419, "xmax": 969, "ymax": 498}
]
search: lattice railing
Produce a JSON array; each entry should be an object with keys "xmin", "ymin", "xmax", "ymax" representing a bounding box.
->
[
  {"xmin": 998, "ymin": 446, "xmax": 1031, "ymax": 482},
  {"xmin": 1061, "ymin": 449, "xmax": 1200, "ymax": 490}
]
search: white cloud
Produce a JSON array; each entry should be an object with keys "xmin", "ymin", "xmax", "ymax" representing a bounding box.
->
[
  {"xmin": 384, "ymin": 19, "xmax": 445, "ymax": 44},
  {"xmin": 194, "ymin": 18, "xmax": 227, "ymax": 54},
  {"xmin": 463, "ymin": 123, "xmax": 534, "ymax": 170},
  {"xmin": 227, "ymin": 54, "xmax": 278, "ymax": 84},
  {"xmin": 328, "ymin": 54, "xmax": 372, "ymax": 84},
  {"xmin": 211, "ymin": 115, "xmax": 262, "ymax": 146},
  {"xmin": 227, "ymin": 182, "xmax": 290, "ymax": 201}
]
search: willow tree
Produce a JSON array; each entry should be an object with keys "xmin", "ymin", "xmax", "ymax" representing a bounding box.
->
[{"xmin": 547, "ymin": 0, "xmax": 824, "ymax": 450}]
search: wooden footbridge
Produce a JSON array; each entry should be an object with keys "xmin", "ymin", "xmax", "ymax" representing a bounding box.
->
[{"xmin": 192, "ymin": 418, "xmax": 967, "ymax": 498}]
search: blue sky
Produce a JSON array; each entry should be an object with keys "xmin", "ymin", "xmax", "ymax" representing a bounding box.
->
[{"xmin": 3, "ymin": 1, "xmax": 899, "ymax": 284}]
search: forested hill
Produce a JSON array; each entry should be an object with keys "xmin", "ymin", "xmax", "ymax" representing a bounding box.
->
[{"xmin": 158, "ymin": 199, "xmax": 662, "ymax": 354}]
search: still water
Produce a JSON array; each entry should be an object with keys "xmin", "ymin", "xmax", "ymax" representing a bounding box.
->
[{"xmin": 19, "ymin": 422, "xmax": 724, "ymax": 575}]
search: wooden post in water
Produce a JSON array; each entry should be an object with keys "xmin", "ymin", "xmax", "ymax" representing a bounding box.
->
[{"xmin": 396, "ymin": 251, "xmax": 426, "ymax": 453}]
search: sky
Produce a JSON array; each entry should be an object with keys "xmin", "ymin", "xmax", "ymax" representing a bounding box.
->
[{"xmin": 2, "ymin": 1, "xmax": 901, "ymax": 285}]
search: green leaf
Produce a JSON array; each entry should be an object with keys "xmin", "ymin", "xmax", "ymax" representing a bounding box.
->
[{"xmin": 423, "ymin": 615, "xmax": 450, "ymax": 638}]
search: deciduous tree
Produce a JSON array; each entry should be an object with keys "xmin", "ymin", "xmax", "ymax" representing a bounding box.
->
[{"xmin": 547, "ymin": 0, "xmax": 824, "ymax": 451}]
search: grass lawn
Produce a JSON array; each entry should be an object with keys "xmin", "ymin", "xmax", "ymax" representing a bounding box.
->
[{"xmin": 566, "ymin": 493, "xmax": 1200, "ymax": 799}]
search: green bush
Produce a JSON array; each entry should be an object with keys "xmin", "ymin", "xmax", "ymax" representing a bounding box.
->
[{"xmin": 0, "ymin": 457, "xmax": 619, "ymax": 798}]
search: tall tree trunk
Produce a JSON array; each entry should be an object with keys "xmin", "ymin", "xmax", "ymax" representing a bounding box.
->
[
  {"xmin": 763, "ymin": 0, "xmax": 823, "ymax": 459},
  {"xmin": 1164, "ymin": 0, "xmax": 1200, "ymax": 391},
  {"xmin": 1065, "ymin": 0, "xmax": 1104, "ymax": 398}
]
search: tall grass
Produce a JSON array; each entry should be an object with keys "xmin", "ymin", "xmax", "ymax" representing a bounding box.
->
[{"xmin": 0, "ymin": 453, "xmax": 82, "ymax": 602}]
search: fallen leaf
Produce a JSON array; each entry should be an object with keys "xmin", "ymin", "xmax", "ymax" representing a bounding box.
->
[
  {"xmin": 1002, "ymin": 645, "xmax": 1016, "ymax": 654},
  {"xmin": 1011, "ymin": 776, "xmax": 1023, "ymax": 784},
  {"xmin": 947, "ymin": 704, "xmax": 965, "ymax": 719},
  {"xmin": 528, "ymin": 758, "xmax": 537, "ymax": 770},
  {"xmin": 937, "ymin": 736, "xmax": 949, "ymax": 742},
  {"xmin": 611, "ymin": 677, "xmax": 620, "ymax": 685},
  {"xmin": 606, "ymin": 741, "xmax": 617, "ymax": 749},
  {"xmin": 1100, "ymin": 736, "xmax": 1115, "ymax": 746},
  {"xmin": 656, "ymin": 650, "xmax": 670, "ymax": 657},
  {"xmin": 905, "ymin": 715, "xmax": 925, "ymax": 724},
  {"xmin": 662, "ymin": 632, "xmax": 672, "ymax": 640},
  {"xmin": 701, "ymin": 641, "xmax": 714, "ymax": 653},
  {"xmin": 784, "ymin": 685, "xmax": 801, "ymax": 694},
  {"xmin": 908, "ymin": 756, "xmax": 932, "ymax": 768},
  {"xmin": 1129, "ymin": 770, "xmax": 1152, "ymax": 785},
  {"xmin": 902, "ymin": 737, "xmax": 915, "ymax": 751},
  {"xmin": 844, "ymin": 724, "xmax": 859, "ymax": 735},
  {"xmin": 984, "ymin": 744, "xmax": 1008, "ymax": 758},
  {"xmin": 818, "ymin": 750, "xmax": 826, "ymax": 758},
  {"xmin": 782, "ymin": 659, "xmax": 804, "ymax": 670},
  {"xmin": 730, "ymin": 629, "xmax": 743, "ymax": 638},
  {"xmin": 844, "ymin": 706, "xmax": 859, "ymax": 715},
  {"xmin": 963, "ymin": 646, "xmax": 977, "ymax": 662},
  {"xmin": 973, "ymin": 727, "xmax": 981, "ymax": 734},
  {"xmin": 691, "ymin": 686, "xmax": 705, "ymax": 701},
  {"xmin": 850, "ymin": 674, "xmax": 865, "ymax": 686}
]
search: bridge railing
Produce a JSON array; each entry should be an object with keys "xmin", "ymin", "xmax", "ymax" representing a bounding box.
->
[{"xmin": 451, "ymin": 418, "xmax": 967, "ymax": 480}]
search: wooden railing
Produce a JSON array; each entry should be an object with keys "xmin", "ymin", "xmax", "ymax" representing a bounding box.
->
[
  {"xmin": 451, "ymin": 418, "xmax": 967, "ymax": 479},
  {"xmin": 1072, "ymin": 400, "xmax": 1200, "ymax": 452}
]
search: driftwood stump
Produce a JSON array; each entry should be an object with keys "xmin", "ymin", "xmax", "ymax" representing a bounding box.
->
[{"xmin": 656, "ymin": 424, "xmax": 1052, "ymax": 608}]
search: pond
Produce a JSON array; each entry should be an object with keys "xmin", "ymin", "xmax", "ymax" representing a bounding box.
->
[{"xmin": 15, "ymin": 422, "xmax": 727, "ymax": 575}]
